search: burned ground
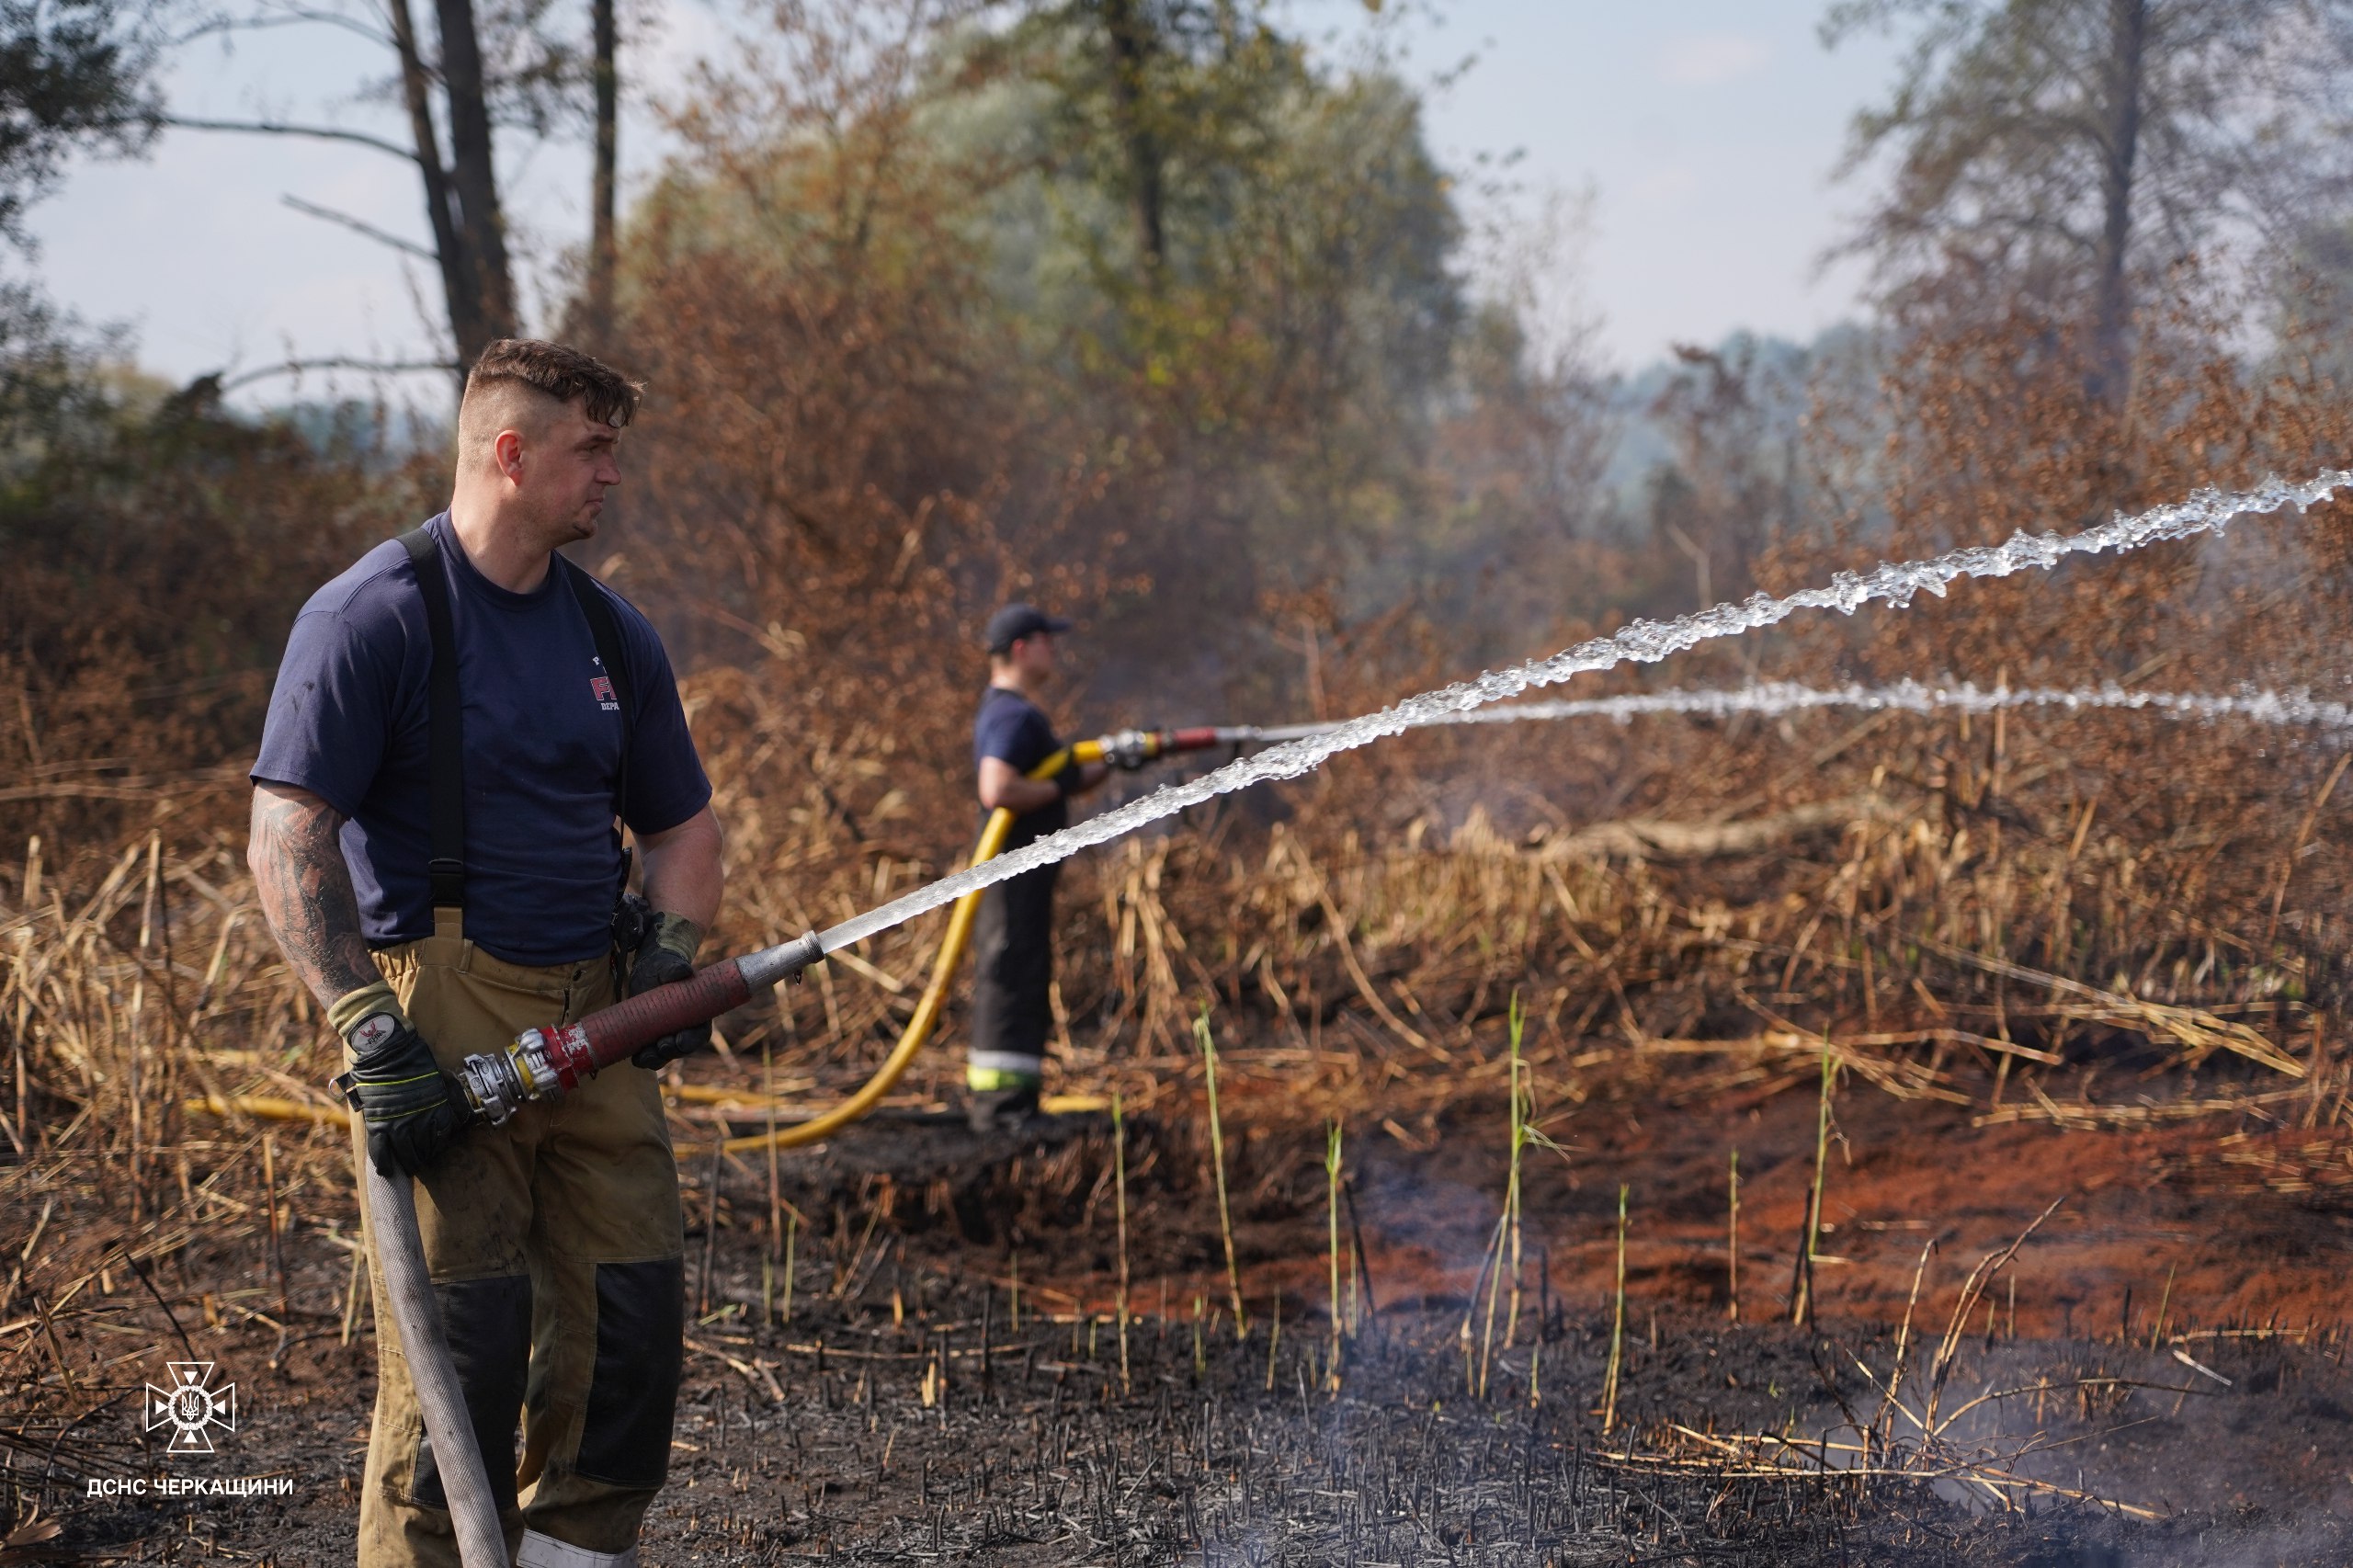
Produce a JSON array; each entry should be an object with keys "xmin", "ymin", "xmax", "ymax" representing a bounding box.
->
[{"xmin": 9, "ymin": 1041, "xmax": 2352, "ymax": 1567}]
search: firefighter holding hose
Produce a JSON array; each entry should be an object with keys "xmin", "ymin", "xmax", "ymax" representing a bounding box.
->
[
  {"xmin": 248, "ymin": 339, "xmax": 720, "ymax": 1568},
  {"xmin": 965, "ymin": 604, "xmax": 1148, "ymax": 1129}
]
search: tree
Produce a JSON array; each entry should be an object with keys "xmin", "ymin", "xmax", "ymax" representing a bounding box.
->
[
  {"xmin": 1006, "ymin": 1, "xmax": 1300, "ymax": 299},
  {"xmin": 0, "ymin": 0, "xmax": 164, "ymax": 243},
  {"xmin": 585, "ymin": 0, "xmax": 615, "ymax": 344},
  {"xmin": 0, "ymin": 0, "xmax": 164, "ymax": 460},
  {"xmin": 381, "ymin": 0, "xmax": 516, "ymax": 364},
  {"xmin": 168, "ymin": 0, "xmax": 603, "ymax": 376},
  {"xmin": 947, "ymin": 4, "xmax": 1467, "ymax": 659},
  {"xmin": 1644, "ymin": 337, "xmax": 1809, "ymax": 610},
  {"xmin": 1824, "ymin": 0, "xmax": 2353, "ymax": 400},
  {"xmin": 1091, "ymin": 0, "xmax": 1168, "ymax": 286}
]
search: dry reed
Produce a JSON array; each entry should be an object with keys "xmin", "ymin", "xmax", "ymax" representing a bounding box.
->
[
  {"xmin": 1324, "ymin": 1119, "xmax": 1343, "ymax": 1393},
  {"xmin": 1600, "ymin": 1183, "xmax": 1629, "ymax": 1435},
  {"xmin": 1112, "ymin": 1088, "xmax": 1130, "ymax": 1392},
  {"xmin": 1725, "ymin": 1146, "xmax": 1740, "ymax": 1323},
  {"xmin": 1194, "ymin": 1006, "xmax": 1246, "ymax": 1339},
  {"xmin": 1791, "ymin": 1050, "xmax": 1835, "ymax": 1326}
]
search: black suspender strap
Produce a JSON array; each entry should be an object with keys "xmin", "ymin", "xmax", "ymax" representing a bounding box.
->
[
  {"xmin": 394, "ymin": 528, "xmax": 636, "ymax": 916},
  {"xmin": 560, "ymin": 556, "xmax": 634, "ymax": 833},
  {"xmin": 398, "ymin": 526, "xmax": 468, "ymax": 913}
]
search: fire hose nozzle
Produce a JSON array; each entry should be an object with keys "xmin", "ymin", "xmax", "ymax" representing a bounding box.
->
[
  {"xmin": 1101, "ymin": 728, "xmax": 1154, "ymax": 770},
  {"xmin": 740, "ymin": 930, "xmax": 823, "ymax": 990}
]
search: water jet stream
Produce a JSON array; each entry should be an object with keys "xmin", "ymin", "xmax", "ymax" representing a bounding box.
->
[
  {"xmin": 1382, "ymin": 678, "xmax": 2353, "ymax": 738},
  {"xmin": 798, "ymin": 471, "xmax": 2347, "ymax": 970}
]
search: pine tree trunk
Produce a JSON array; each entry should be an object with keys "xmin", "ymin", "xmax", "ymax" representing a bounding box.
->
[
  {"xmin": 2093, "ymin": 0, "xmax": 2147, "ymax": 405},
  {"xmin": 587, "ymin": 0, "xmax": 618, "ymax": 348},
  {"xmin": 1098, "ymin": 0, "xmax": 1165, "ymax": 290},
  {"xmin": 434, "ymin": 0, "xmax": 517, "ymax": 363},
  {"xmin": 388, "ymin": 0, "xmax": 477, "ymax": 383}
]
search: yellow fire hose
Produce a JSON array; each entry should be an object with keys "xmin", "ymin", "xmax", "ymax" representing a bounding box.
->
[
  {"xmin": 192, "ymin": 742, "xmax": 1113, "ymax": 1150},
  {"xmin": 706, "ymin": 738, "xmax": 1097, "ymax": 1153}
]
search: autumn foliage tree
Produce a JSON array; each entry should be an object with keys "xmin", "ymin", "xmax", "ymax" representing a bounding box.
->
[{"xmin": 1825, "ymin": 0, "xmax": 2353, "ymax": 403}]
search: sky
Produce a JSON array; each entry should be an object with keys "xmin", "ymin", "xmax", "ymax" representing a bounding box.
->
[
  {"xmin": 1349, "ymin": 1, "xmax": 1903, "ymax": 368},
  {"xmin": 27, "ymin": 0, "xmax": 1905, "ymax": 403}
]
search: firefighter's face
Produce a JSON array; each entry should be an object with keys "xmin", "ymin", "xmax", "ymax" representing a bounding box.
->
[
  {"xmin": 498, "ymin": 398, "xmax": 623, "ymax": 545},
  {"xmin": 1010, "ymin": 632, "xmax": 1057, "ymax": 683}
]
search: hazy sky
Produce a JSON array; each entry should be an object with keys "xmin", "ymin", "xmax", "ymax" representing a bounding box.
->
[{"xmin": 27, "ymin": 0, "xmax": 1903, "ymax": 403}]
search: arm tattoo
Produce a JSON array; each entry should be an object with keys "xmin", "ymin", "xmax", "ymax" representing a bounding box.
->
[{"xmin": 248, "ymin": 783, "xmax": 380, "ymax": 1009}]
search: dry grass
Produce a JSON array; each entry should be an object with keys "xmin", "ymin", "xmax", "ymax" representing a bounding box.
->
[
  {"xmin": 6, "ymin": 659, "xmax": 2350, "ymax": 1537},
  {"xmin": 6, "ymin": 716, "xmax": 2341, "ymax": 1290}
]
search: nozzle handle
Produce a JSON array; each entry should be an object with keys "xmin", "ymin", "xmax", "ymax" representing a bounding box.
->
[
  {"xmin": 738, "ymin": 930, "xmax": 824, "ymax": 991},
  {"xmin": 577, "ymin": 957, "xmax": 755, "ymax": 1071}
]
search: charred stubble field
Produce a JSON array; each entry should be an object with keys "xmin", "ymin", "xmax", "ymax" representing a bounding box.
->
[
  {"xmin": 13, "ymin": 1052, "xmax": 2353, "ymax": 1568},
  {"xmin": 12, "ymin": 742, "xmax": 2353, "ymax": 1565}
]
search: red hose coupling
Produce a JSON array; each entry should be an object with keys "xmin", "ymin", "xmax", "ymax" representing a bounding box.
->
[{"xmin": 538, "ymin": 1021, "xmax": 599, "ymax": 1092}]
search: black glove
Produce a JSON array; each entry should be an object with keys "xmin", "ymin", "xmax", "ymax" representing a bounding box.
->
[
  {"xmin": 331, "ymin": 990, "xmax": 467, "ymax": 1177},
  {"xmin": 1104, "ymin": 729, "xmax": 1154, "ymax": 771},
  {"xmin": 623, "ymin": 903, "xmax": 710, "ymax": 1070}
]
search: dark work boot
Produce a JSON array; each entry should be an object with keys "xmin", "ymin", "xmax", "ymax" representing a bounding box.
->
[{"xmin": 966, "ymin": 1081, "xmax": 1041, "ymax": 1134}]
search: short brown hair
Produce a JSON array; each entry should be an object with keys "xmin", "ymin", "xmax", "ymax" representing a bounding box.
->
[{"xmin": 464, "ymin": 338, "xmax": 642, "ymax": 428}]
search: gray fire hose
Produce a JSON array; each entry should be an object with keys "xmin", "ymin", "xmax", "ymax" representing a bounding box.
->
[
  {"xmin": 365, "ymin": 1162, "xmax": 509, "ymax": 1567},
  {"xmin": 349, "ymin": 933, "xmax": 832, "ymax": 1567},
  {"xmin": 344, "ymin": 731, "xmax": 1271, "ymax": 1558}
]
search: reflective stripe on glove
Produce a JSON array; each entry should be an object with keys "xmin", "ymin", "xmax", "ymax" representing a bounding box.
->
[
  {"xmin": 328, "ymin": 982, "xmax": 467, "ymax": 1177},
  {"xmin": 626, "ymin": 909, "xmax": 710, "ymax": 1070}
]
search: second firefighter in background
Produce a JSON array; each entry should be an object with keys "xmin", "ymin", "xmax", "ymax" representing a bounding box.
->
[{"xmin": 964, "ymin": 603, "xmax": 1137, "ymax": 1129}]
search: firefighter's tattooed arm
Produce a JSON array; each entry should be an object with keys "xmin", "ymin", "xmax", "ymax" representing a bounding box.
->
[{"xmin": 249, "ymin": 782, "xmax": 380, "ymax": 1009}]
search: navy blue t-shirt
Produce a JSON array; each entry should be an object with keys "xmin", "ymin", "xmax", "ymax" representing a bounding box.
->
[
  {"xmin": 252, "ymin": 514, "xmax": 712, "ymax": 966},
  {"xmin": 972, "ymin": 687, "xmax": 1066, "ymax": 850}
]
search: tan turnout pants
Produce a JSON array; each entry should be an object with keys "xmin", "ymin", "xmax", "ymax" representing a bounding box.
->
[{"xmin": 352, "ymin": 911, "xmax": 685, "ymax": 1568}]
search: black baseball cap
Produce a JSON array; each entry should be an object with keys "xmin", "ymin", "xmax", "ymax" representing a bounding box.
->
[{"xmin": 985, "ymin": 602, "xmax": 1072, "ymax": 653}]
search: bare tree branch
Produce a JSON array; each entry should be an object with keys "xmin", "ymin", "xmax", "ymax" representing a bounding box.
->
[
  {"xmin": 170, "ymin": 11, "xmax": 392, "ymax": 50},
  {"xmin": 165, "ymin": 114, "xmax": 417, "ymax": 165},
  {"xmin": 280, "ymin": 193, "xmax": 436, "ymax": 259},
  {"xmin": 214, "ymin": 356, "xmax": 455, "ymax": 392}
]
